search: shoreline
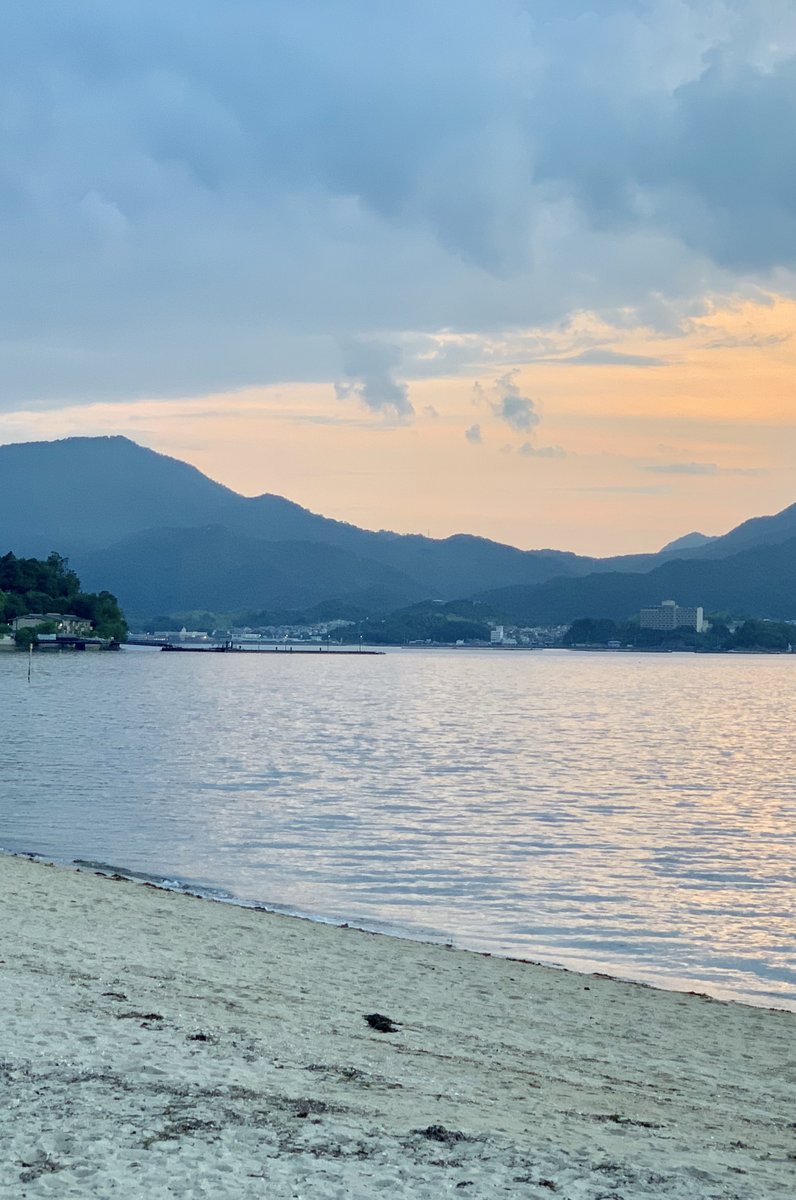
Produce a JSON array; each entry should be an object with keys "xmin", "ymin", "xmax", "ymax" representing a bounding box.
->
[
  {"xmin": 1, "ymin": 853, "xmax": 794, "ymax": 1198},
  {"xmin": 6, "ymin": 846, "xmax": 795, "ymax": 1015},
  {"xmin": 6, "ymin": 847, "xmax": 793, "ymax": 1015}
]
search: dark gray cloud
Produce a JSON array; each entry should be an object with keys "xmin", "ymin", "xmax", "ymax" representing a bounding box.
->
[
  {"xmin": 531, "ymin": 9, "xmax": 796, "ymax": 271},
  {"xmin": 1, "ymin": 1, "xmax": 795, "ymax": 408},
  {"xmin": 335, "ymin": 340, "xmax": 412, "ymax": 419},
  {"xmin": 492, "ymin": 373, "xmax": 540, "ymax": 434}
]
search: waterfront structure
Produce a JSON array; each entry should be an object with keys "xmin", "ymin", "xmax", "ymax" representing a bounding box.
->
[
  {"xmin": 153, "ymin": 626, "xmax": 211, "ymax": 643},
  {"xmin": 12, "ymin": 612, "xmax": 93, "ymax": 636},
  {"xmin": 639, "ymin": 600, "xmax": 704, "ymax": 633}
]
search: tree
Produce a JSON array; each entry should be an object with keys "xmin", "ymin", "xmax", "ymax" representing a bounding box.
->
[
  {"xmin": 562, "ymin": 618, "xmax": 619, "ymax": 646},
  {"xmin": 732, "ymin": 620, "xmax": 792, "ymax": 651},
  {"xmin": 0, "ymin": 552, "xmax": 127, "ymax": 643},
  {"xmin": 72, "ymin": 591, "xmax": 128, "ymax": 640}
]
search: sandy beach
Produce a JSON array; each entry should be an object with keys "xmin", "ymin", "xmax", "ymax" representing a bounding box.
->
[{"xmin": 0, "ymin": 854, "xmax": 793, "ymax": 1198}]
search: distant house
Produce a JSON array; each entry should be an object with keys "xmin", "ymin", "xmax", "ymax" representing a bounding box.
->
[
  {"xmin": 12, "ymin": 614, "xmax": 48, "ymax": 632},
  {"xmin": 12, "ymin": 613, "xmax": 93, "ymax": 637}
]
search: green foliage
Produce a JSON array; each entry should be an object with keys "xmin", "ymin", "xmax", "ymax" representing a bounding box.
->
[
  {"xmin": 351, "ymin": 602, "xmax": 492, "ymax": 645},
  {"xmin": 562, "ymin": 618, "xmax": 621, "ymax": 646},
  {"xmin": 13, "ymin": 627, "xmax": 37, "ymax": 649},
  {"xmin": 732, "ymin": 619, "xmax": 793, "ymax": 651},
  {"xmin": 0, "ymin": 550, "xmax": 79, "ymax": 624},
  {"xmin": 563, "ymin": 615, "xmax": 795, "ymax": 652},
  {"xmin": 71, "ymin": 590, "xmax": 128, "ymax": 640},
  {"xmin": 0, "ymin": 550, "xmax": 78, "ymax": 600},
  {"xmin": 0, "ymin": 551, "xmax": 127, "ymax": 641}
]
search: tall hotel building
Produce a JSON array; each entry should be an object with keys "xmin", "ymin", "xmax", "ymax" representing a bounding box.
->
[{"xmin": 639, "ymin": 599, "xmax": 704, "ymax": 632}]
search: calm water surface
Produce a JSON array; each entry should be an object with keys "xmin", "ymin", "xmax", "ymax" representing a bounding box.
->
[{"xmin": 1, "ymin": 647, "xmax": 794, "ymax": 1009}]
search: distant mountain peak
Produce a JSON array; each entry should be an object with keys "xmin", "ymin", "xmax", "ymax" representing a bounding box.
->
[
  {"xmin": 1, "ymin": 434, "xmax": 794, "ymax": 621},
  {"xmin": 659, "ymin": 531, "xmax": 716, "ymax": 554}
]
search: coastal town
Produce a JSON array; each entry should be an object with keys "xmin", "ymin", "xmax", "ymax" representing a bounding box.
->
[{"xmin": 131, "ymin": 599, "xmax": 795, "ymax": 654}]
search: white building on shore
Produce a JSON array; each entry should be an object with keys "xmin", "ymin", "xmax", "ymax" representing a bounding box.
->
[{"xmin": 639, "ymin": 600, "xmax": 704, "ymax": 633}]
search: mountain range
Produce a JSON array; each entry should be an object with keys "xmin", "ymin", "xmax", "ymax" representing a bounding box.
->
[{"xmin": 1, "ymin": 435, "xmax": 794, "ymax": 623}]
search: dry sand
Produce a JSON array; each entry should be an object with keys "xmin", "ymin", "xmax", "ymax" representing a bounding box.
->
[{"xmin": 0, "ymin": 854, "xmax": 793, "ymax": 1199}]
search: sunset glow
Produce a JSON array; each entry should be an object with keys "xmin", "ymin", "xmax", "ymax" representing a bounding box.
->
[
  {"xmin": 2, "ymin": 3, "xmax": 796, "ymax": 555},
  {"xmin": 2, "ymin": 294, "xmax": 794, "ymax": 554}
]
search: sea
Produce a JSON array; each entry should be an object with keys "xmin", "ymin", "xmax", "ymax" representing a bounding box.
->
[{"xmin": 1, "ymin": 646, "xmax": 794, "ymax": 1010}]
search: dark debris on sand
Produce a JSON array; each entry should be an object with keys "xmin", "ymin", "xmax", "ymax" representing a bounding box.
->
[
  {"xmin": 363, "ymin": 1012, "xmax": 400, "ymax": 1033},
  {"xmin": 412, "ymin": 1125, "xmax": 472, "ymax": 1145}
]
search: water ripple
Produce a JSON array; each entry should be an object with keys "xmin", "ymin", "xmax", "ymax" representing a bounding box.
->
[{"xmin": 1, "ymin": 647, "xmax": 794, "ymax": 1008}]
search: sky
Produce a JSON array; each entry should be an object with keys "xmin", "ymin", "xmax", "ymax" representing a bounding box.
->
[{"xmin": 2, "ymin": 0, "xmax": 796, "ymax": 555}]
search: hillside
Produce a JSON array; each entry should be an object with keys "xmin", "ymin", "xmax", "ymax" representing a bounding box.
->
[
  {"xmin": 476, "ymin": 537, "xmax": 796, "ymax": 624},
  {"xmin": 697, "ymin": 501, "xmax": 796, "ymax": 556},
  {"xmin": 0, "ymin": 436, "xmax": 243, "ymax": 556},
  {"xmin": 78, "ymin": 527, "xmax": 426, "ymax": 615},
  {"xmin": 658, "ymin": 531, "xmax": 715, "ymax": 553},
  {"xmin": 1, "ymin": 435, "xmax": 795, "ymax": 621},
  {"xmin": 0, "ymin": 437, "xmax": 598, "ymax": 610}
]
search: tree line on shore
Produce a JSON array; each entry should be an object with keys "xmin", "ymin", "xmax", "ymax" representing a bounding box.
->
[
  {"xmin": 562, "ymin": 616, "xmax": 795, "ymax": 652},
  {"xmin": 0, "ymin": 552, "xmax": 128, "ymax": 644},
  {"xmin": 139, "ymin": 599, "xmax": 496, "ymax": 644}
]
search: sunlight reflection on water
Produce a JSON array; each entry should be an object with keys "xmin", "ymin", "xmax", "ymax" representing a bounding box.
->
[{"xmin": 1, "ymin": 647, "xmax": 794, "ymax": 1008}]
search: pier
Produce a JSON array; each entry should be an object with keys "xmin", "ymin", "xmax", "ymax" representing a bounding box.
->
[
  {"xmin": 159, "ymin": 642, "xmax": 383, "ymax": 655},
  {"xmin": 36, "ymin": 635, "xmax": 121, "ymax": 652}
]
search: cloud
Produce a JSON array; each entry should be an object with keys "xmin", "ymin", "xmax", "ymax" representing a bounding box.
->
[
  {"xmin": 571, "ymin": 485, "xmax": 673, "ymax": 495},
  {"xmin": 643, "ymin": 461, "xmax": 766, "ymax": 476},
  {"xmin": 645, "ymin": 461, "xmax": 719, "ymax": 476},
  {"xmin": 1, "ymin": 2, "xmax": 796, "ymax": 406},
  {"xmin": 465, "ymin": 424, "xmax": 483, "ymax": 444},
  {"xmin": 704, "ymin": 333, "xmax": 791, "ymax": 350},
  {"xmin": 335, "ymin": 339, "xmax": 413, "ymax": 419},
  {"xmin": 499, "ymin": 394, "xmax": 538, "ymax": 434},
  {"xmin": 556, "ymin": 349, "xmax": 667, "ymax": 367},
  {"xmin": 474, "ymin": 369, "xmax": 561, "ymax": 453},
  {"xmin": 518, "ymin": 442, "xmax": 566, "ymax": 458},
  {"xmin": 491, "ymin": 372, "xmax": 540, "ymax": 434}
]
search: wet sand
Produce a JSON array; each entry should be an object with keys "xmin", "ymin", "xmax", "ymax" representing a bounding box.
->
[{"xmin": 0, "ymin": 853, "xmax": 793, "ymax": 1198}]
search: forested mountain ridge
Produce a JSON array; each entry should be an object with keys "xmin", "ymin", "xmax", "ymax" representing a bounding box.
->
[
  {"xmin": 1, "ymin": 435, "xmax": 794, "ymax": 621},
  {"xmin": 476, "ymin": 537, "xmax": 796, "ymax": 625},
  {"xmin": 77, "ymin": 527, "xmax": 429, "ymax": 616},
  {"xmin": 0, "ymin": 437, "xmax": 609, "ymax": 611}
]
